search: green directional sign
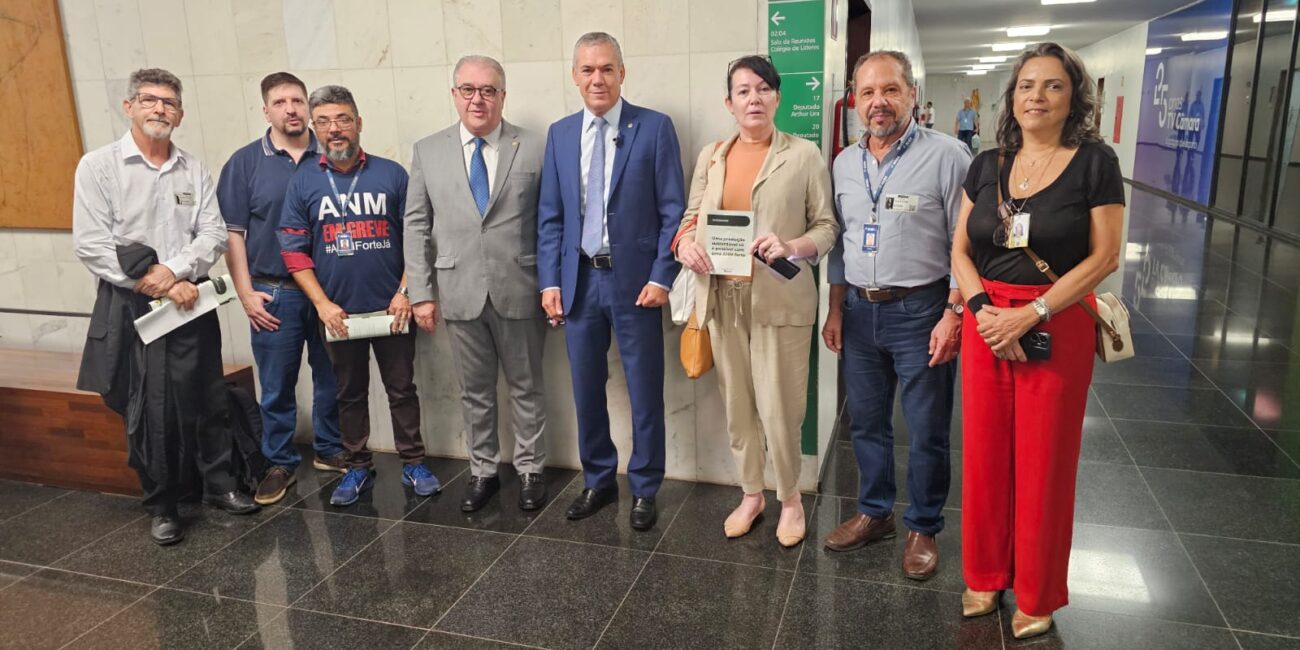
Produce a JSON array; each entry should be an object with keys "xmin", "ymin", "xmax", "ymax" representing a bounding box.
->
[{"xmin": 768, "ymin": 0, "xmax": 824, "ymax": 146}]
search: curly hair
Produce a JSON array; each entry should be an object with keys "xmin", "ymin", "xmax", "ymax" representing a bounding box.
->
[{"xmin": 995, "ymin": 42, "xmax": 1101, "ymax": 152}]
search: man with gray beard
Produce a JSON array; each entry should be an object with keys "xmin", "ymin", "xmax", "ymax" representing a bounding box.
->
[
  {"xmin": 820, "ymin": 51, "xmax": 970, "ymax": 580},
  {"xmin": 74, "ymin": 68, "xmax": 259, "ymax": 547}
]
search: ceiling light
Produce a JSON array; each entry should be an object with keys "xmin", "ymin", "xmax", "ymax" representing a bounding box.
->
[
  {"xmin": 979, "ymin": 56, "xmax": 1008, "ymax": 63},
  {"xmin": 1007, "ymin": 25, "xmax": 1051, "ymax": 37},
  {"xmin": 1181, "ymin": 31, "xmax": 1228, "ymax": 41},
  {"xmin": 1253, "ymin": 9, "xmax": 1296, "ymax": 22},
  {"xmin": 966, "ymin": 70, "xmax": 988, "ymax": 76},
  {"xmin": 1041, "ymin": 0, "xmax": 1095, "ymax": 4},
  {"xmin": 971, "ymin": 64, "xmax": 996, "ymax": 70},
  {"xmin": 991, "ymin": 42, "xmax": 1028, "ymax": 51},
  {"xmin": 1145, "ymin": 47, "xmax": 1162, "ymax": 55}
]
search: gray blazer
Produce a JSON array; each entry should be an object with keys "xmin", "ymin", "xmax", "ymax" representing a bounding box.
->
[{"xmin": 404, "ymin": 120, "xmax": 545, "ymax": 321}]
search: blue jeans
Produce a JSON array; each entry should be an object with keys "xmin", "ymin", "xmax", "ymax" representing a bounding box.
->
[
  {"xmin": 249, "ymin": 281, "xmax": 343, "ymax": 469},
  {"xmin": 840, "ymin": 283, "xmax": 955, "ymax": 535}
]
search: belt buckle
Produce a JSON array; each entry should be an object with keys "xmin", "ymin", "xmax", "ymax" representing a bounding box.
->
[
  {"xmin": 865, "ymin": 288, "xmax": 894, "ymax": 302},
  {"xmin": 591, "ymin": 255, "xmax": 613, "ymax": 269}
]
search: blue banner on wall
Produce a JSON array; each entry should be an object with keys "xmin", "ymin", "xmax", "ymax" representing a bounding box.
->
[{"xmin": 1133, "ymin": 0, "xmax": 1233, "ymax": 205}]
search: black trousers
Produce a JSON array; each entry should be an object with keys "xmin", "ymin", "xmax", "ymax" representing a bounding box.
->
[
  {"xmin": 323, "ymin": 329, "xmax": 425, "ymax": 468},
  {"xmin": 128, "ymin": 311, "xmax": 235, "ymax": 515}
]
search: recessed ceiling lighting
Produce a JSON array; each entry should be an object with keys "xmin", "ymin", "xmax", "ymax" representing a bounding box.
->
[
  {"xmin": 991, "ymin": 42, "xmax": 1028, "ymax": 51},
  {"xmin": 1145, "ymin": 47, "xmax": 1163, "ymax": 55},
  {"xmin": 1253, "ymin": 9, "xmax": 1296, "ymax": 22},
  {"xmin": 1041, "ymin": 0, "xmax": 1095, "ymax": 4},
  {"xmin": 966, "ymin": 70, "xmax": 988, "ymax": 76},
  {"xmin": 1180, "ymin": 31, "xmax": 1228, "ymax": 41},
  {"xmin": 1007, "ymin": 25, "xmax": 1051, "ymax": 37},
  {"xmin": 972, "ymin": 64, "xmax": 996, "ymax": 70},
  {"xmin": 979, "ymin": 56, "xmax": 1008, "ymax": 63}
]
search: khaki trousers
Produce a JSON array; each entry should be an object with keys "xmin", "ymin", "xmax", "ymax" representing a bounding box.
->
[{"xmin": 707, "ymin": 279, "xmax": 812, "ymax": 501}]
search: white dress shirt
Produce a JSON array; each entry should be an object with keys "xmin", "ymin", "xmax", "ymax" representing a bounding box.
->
[
  {"xmin": 579, "ymin": 98, "xmax": 623, "ymax": 254},
  {"xmin": 73, "ymin": 131, "xmax": 227, "ymax": 289},
  {"xmin": 460, "ymin": 121, "xmax": 503, "ymax": 195}
]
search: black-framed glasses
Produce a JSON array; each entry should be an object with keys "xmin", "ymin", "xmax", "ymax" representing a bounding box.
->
[
  {"xmin": 133, "ymin": 94, "xmax": 182, "ymax": 112},
  {"xmin": 993, "ymin": 198, "xmax": 1023, "ymax": 247},
  {"xmin": 312, "ymin": 116, "xmax": 356, "ymax": 130},
  {"xmin": 454, "ymin": 85, "xmax": 501, "ymax": 100}
]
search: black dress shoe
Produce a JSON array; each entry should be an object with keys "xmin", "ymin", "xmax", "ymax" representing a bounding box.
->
[
  {"xmin": 461, "ymin": 475, "xmax": 501, "ymax": 512},
  {"xmin": 518, "ymin": 473, "xmax": 548, "ymax": 511},
  {"xmin": 151, "ymin": 515, "xmax": 184, "ymax": 546},
  {"xmin": 204, "ymin": 491, "xmax": 260, "ymax": 515},
  {"xmin": 566, "ymin": 486, "xmax": 618, "ymax": 520},
  {"xmin": 630, "ymin": 496, "xmax": 657, "ymax": 531}
]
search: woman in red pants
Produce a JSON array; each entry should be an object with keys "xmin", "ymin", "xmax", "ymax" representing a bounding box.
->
[{"xmin": 950, "ymin": 42, "xmax": 1124, "ymax": 639}]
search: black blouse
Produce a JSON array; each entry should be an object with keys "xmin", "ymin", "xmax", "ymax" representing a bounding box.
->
[{"xmin": 962, "ymin": 142, "xmax": 1125, "ymax": 285}]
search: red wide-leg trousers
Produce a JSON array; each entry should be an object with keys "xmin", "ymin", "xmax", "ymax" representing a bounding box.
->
[{"xmin": 961, "ymin": 279, "xmax": 1096, "ymax": 616}]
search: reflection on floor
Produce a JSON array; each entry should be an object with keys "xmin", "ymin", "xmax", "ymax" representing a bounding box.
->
[{"xmin": 1, "ymin": 186, "xmax": 1298, "ymax": 649}]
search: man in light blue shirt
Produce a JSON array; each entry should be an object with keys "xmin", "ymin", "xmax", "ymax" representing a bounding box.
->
[
  {"xmin": 821, "ymin": 51, "xmax": 971, "ymax": 581},
  {"xmin": 956, "ymin": 98, "xmax": 979, "ymax": 149}
]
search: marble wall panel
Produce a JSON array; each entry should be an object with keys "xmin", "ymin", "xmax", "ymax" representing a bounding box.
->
[
  {"xmin": 687, "ymin": 51, "xmax": 750, "ymax": 160},
  {"xmin": 334, "ymin": 0, "xmax": 392, "ymax": 69},
  {"xmin": 283, "ymin": 0, "xmax": 340, "ymax": 71},
  {"xmin": 443, "ymin": 0, "xmax": 504, "ymax": 62},
  {"xmin": 0, "ymin": 233, "xmax": 17, "ymax": 276},
  {"xmin": 689, "ymin": 0, "xmax": 760, "ymax": 54},
  {"xmin": 622, "ymin": 54, "xmax": 693, "ymax": 173},
  {"xmin": 93, "ymin": 0, "xmax": 146, "ymax": 80},
  {"xmin": 392, "ymin": 66, "xmax": 454, "ymax": 169},
  {"xmin": 60, "ymin": 0, "xmax": 103, "ymax": 81},
  {"xmin": 184, "ymin": 0, "xmax": 241, "ymax": 76},
  {"xmin": 387, "ymin": 0, "xmax": 448, "ymax": 68},
  {"xmin": 560, "ymin": 0, "xmax": 622, "ymax": 58},
  {"xmin": 137, "ymin": 0, "xmax": 195, "ymax": 77},
  {"xmin": 72, "ymin": 80, "xmax": 117, "ymax": 151},
  {"xmin": 621, "ymin": 0, "xmax": 689, "ymax": 57},
  {"xmin": 500, "ymin": 60, "xmax": 568, "ymax": 135},
  {"xmin": 191, "ymin": 75, "xmax": 253, "ymax": 171},
  {"xmin": 232, "ymin": 0, "xmax": 289, "ymax": 74},
  {"xmin": 339, "ymin": 69, "xmax": 400, "ymax": 161},
  {"xmin": 501, "ymin": 0, "xmax": 563, "ymax": 63}
]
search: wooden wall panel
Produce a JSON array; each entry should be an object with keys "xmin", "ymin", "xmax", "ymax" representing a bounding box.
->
[{"xmin": 0, "ymin": 0, "xmax": 84, "ymax": 229}]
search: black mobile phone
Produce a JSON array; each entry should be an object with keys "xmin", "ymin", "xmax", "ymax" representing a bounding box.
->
[
  {"xmin": 753, "ymin": 250, "xmax": 801, "ymax": 280},
  {"xmin": 1019, "ymin": 330, "xmax": 1052, "ymax": 361}
]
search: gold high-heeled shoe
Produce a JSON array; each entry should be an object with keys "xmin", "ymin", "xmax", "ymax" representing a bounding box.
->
[
  {"xmin": 1011, "ymin": 609, "xmax": 1054, "ymax": 639},
  {"xmin": 961, "ymin": 589, "xmax": 998, "ymax": 617}
]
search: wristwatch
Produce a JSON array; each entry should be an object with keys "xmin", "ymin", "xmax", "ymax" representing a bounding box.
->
[
  {"xmin": 946, "ymin": 302, "xmax": 965, "ymax": 315},
  {"xmin": 397, "ymin": 286, "xmax": 409, "ymax": 298},
  {"xmin": 1031, "ymin": 297, "xmax": 1051, "ymax": 322}
]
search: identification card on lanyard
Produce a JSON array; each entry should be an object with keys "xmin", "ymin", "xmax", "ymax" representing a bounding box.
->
[
  {"xmin": 860, "ymin": 126, "xmax": 917, "ymax": 257},
  {"xmin": 325, "ymin": 166, "xmax": 363, "ymax": 258}
]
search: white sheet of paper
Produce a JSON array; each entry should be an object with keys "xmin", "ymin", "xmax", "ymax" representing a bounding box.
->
[
  {"xmin": 704, "ymin": 210, "xmax": 756, "ymax": 276},
  {"xmin": 134, "ymin": 274, "xmax": 237, "ymax": 344},
  {"xmin": 325, "ymin": 311, "xmax": 409, "ymax": 342}
]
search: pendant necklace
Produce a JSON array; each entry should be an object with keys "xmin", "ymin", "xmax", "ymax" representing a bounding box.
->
[{"xmin": 1015, "ymin": 146, "xmax": 1059, "ymax": 192}]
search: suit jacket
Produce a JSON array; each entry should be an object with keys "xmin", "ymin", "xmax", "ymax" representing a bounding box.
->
[
  {"xmin": 537, "ymin": 101, "xmax": 685, "ymax": 313},
  {"xmin": 404, "ymin": 120, "xmax": 545, "ymax": 321},
  {"xmin": 677, "ymin": 130, "xmax": 840, "ymax": 327}
]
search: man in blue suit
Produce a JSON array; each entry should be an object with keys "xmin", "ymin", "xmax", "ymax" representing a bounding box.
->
[{"xmin": 537, "ymin": 32, "xmax": 685, "ymax": 531}]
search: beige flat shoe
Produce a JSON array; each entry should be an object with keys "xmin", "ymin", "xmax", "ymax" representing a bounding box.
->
[
  {"xmin": 776, "ymin": 499, "xmax": 805, "ymax": 547},
  {"xmin": 724, "ymin": 503, "xmax": 764, "ymax": 539},
  {"xmin": 961, "ymin": 589, "xmax": 999, "ymax": 617},
  {"xmin": 1011, "ymin": 609, "xmax": 1054, "ymax": 639}
]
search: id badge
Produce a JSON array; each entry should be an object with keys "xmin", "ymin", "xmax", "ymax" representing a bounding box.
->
[
  {"xmin": 862, "ymin": 223, "xmax": 881, "ymax": 254},
  {"xmin": 1007, "ymin": 212, "xmax": 1030, "ymax": 249},
  {"xmin": 336, "ymin": 231, "xmax": 355, "ymax": 256},
  {"xmin": 174, "ymin": 191, "xmax": 195, "ymax": 206},
  {"xmin": 884, "ymin": 194, "xmax": 918, "ymax": 213}
]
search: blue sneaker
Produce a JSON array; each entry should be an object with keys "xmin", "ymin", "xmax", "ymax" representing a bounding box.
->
[
  {"xmin": 330, "ymin": 468, "xmax": 373, "ymax": 506},
  {"xmin": 402, "ymin": 463, "xmax": 441, "ymax": 496}
]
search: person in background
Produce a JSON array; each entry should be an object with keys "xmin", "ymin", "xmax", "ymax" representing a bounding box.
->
[
  {"xmin": 218, "ymin": 72, "xmax": 348, "ymax": 507},
  {"xmin": 403, "ymin": 55, "xmax": 551, "ymax": 513},
  {"xmin": 956, "ymin": 98, "xmax": 979, "ymax": 149},
  {"xmin": 952, "ymin": 42, "xmax": 1124, "ymax": 639},
  {"xmin": 674, "ymin": 55, "xmax": 839, "ymax": 547},
  {"xmin": 279, "ymin": 85, "xmax": 441, "ymax": 507},
  {"xmin": 923, "ymin": 101, "xmax": 935, "ymax": 129},
  {"xmin": 74, "ymin": 68, "xmax": 259, "ymax": 546}
]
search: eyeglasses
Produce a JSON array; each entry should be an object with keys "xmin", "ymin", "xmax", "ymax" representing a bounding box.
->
[
  {"xmin": 133, "ymin": 94, "xmax": 182, "ymax": 112},
  {"xmin": 312, "ymin": 116, "xmax": 356, "ymax": 130},
  {"xmin": 993, "ymin": 198, "xmax": 1025, "ymax": 247},
  {"xmin": 455, "ymin": 85, "xmax": 501, "ymax": 100}
]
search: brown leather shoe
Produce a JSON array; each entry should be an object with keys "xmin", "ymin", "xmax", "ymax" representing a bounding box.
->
[
  {"xmin": 823, "ymin": 512, "xmax": 896, "ymax": 552},
  {"xmin": 902, "ymin": 530, "xmax": 939, "ymax": 580}
]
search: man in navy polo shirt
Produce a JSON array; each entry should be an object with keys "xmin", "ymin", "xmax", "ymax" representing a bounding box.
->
[
  {"xmin": 218, "ymin": 72, "xmax": 346, "ymax": 506},
  {"xmin": 279, "ymin": 84, "xmax": 439, "ymax": 506}
]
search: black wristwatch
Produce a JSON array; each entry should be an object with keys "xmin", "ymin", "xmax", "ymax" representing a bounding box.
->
[{"xmin": 946, "ymin": 302, "xmax": 965, "ymax": 315}]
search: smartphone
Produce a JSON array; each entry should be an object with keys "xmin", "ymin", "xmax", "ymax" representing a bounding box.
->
[
  {"xmin": 753, "ymin": 250, "xmax": 800, "ymax": 280},
  {"xmin": 1019, "ymin": 330, "xmax": 1052, "ymax": 361}
]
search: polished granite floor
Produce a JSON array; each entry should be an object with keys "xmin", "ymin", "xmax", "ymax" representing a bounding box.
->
[{"xmin": 2, "ymin": 187, "xmax": 1299, "ymax": 649}]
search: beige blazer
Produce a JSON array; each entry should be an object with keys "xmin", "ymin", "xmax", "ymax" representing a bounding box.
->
[{"xmin": 677, "ymin": 130, "xmax": 839, "ymax": 327}]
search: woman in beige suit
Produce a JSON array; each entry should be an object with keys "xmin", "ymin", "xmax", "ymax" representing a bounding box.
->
[{"xmin": 674, "ymin": 56, "xmax": 839, "ymax": 547}]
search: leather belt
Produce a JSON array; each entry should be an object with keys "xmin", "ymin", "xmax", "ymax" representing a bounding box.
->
[
  {"xmin": 855, "ymin": 278, "xmax": 946, "ymax": 303},
  {"xmin": 252, "ymin": 275, "xmax": 300, "ymax": 290},
  {"xmin": 580, "ymin": 254, "xmax": 613, "ymax": 269}
]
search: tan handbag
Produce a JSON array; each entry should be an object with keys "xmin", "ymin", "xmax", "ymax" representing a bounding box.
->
[
  {"xmin": 996, "ymin": 152, "xmax": 1134, "ymax": 363},
  {"xmin": 679, "ymin": 313, "xmax": 713, "ymax": 378}
]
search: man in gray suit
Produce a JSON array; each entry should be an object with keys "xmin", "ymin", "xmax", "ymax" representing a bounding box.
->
[{"xmin": 404, "ymin": 55, "xmax": 549, "ymax": 513}]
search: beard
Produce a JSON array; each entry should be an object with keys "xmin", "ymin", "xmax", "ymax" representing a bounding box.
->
[
  {"xmin": 279, "ymin": 121, "xmax": 307, "ymax": 137},
  {"xmin": 141, "ymin": 119, "xmax": 173, "ymax": 140},
  {"xmin": 865, "ymin": 110, "xmax": 902, "ymax": 139},
  {"xmin": 326, "ymin": 138, "xmax": 358, "ymax": 163}
]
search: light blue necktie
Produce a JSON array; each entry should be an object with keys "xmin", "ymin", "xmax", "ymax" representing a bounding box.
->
[
  {"xmin": 469, "ymin": 137, "xmax": 489, "ymax": 216},
  {"xmin": 582, "ymin": 117, "xmax": 608, "ymax": 256}
]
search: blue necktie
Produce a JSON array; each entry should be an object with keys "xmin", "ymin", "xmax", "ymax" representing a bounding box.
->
[
  {"xmin": 582, "ymin": 117, "xmax": 608, "ymax": 256},
  {"xmin": 469, "ymin": 137, "xmax": 489, "ymax": 216}
]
